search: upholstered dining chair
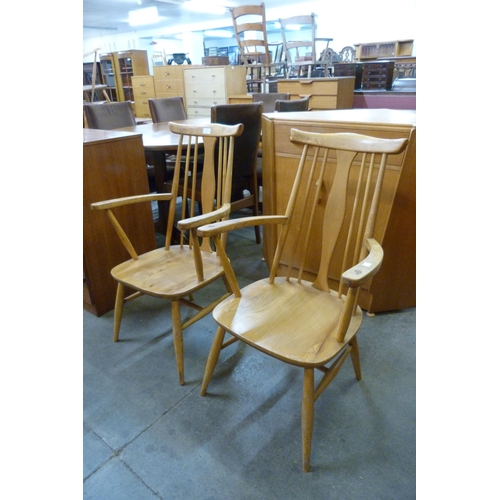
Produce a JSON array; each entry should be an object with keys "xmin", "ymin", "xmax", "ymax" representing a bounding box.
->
[
  {"xmin": 211, "ymin": 102, "xmax": 263, "ymax": 244},
  {"xmin": 274, "ymin": 96, "xmax": 310, "ymax": 112},
  {"xmin": 251, "ymin": 92, "xmax": 290, "ymax": 113},
  {"xmin": 197, "ymin": 129, "xmax": 409, "ymax": 471},
  {"xmin": 83, "ymin": 101, "xmax": 136, "ymax": 129},
  {"xmin": 90, "ymin": 121, "xmax": 244, "ymax": 386},
  {"xmin": 148, "ymin": 96, "xmax": 187, "ymax": 123}
]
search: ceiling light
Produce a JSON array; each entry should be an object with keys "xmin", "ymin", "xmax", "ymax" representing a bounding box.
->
[{"xmin": 129, "ymin": 6, "xmax": 159, "ymax": 26}]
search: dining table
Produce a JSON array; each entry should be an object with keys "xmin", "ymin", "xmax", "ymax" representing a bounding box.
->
[{"xmin": 118, "ymin": 118, "xmax": 209, "ymax": 233}]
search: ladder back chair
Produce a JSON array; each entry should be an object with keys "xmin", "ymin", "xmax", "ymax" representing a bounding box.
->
[
  {"xmin": 230, "ymin": 3, "xmax": 278, "ymax": 92},
  {"xmin": 90, "ymin": 121, "xmax": 244, "ymax": 386},
  {"xmin": 198, "ymin": 129, "xmax": 409, "ymax": 471},
  {"xmin": 279, "ymin": 13, "xmax": 332, "ymax": 78}
]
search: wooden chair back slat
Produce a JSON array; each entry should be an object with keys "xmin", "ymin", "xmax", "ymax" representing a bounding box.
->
[{"xmin": 270, "ymin": 129, "xmax": 408, "ymax": 296}]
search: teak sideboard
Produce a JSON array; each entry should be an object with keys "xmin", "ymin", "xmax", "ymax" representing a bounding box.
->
[
  {"xmin": 261, "ymin": 108, "xmax": 416, "ymax": 313},
  {"xmin": 83, "ymin": 129, "xmax": 156, "ymax": 316}
]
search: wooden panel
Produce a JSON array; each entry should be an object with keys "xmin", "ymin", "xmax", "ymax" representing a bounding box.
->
[{"xmin": 83, "ymin": 129, "xmax": 157, "ymax": 316}]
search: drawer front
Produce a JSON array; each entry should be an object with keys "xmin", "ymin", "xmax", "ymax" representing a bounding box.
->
[
  {"xmin": 184, "ymin": 68, "xmax": 224, "ymax": 84},
  {"xmin": 186, "ymin": 107, "xmax": 212, "ymax": 118},
  {"xmin": 278, "ymin": 80, "xmax": 339, "ymax": 96},
  {"xmin": 289, "ymin": 94, "xmax": 338, "ymax": 109},
  {"xmin": 186, "ymin": 97, "xmax": 226, "ymax": 108},
  {"xmin": 153, "ymin": 65, "xmax": 184, "ymax": 81},
  {"xmin": 132, "ymin": 77, "xmax": 154, "ymax": 91},
  {"xmin": 134, "ymin": 100, "xmax": 152, "ymax": 118},
  {"xmin": 185, "ymin": 83, "xmax": 226, "ymax": 99},
  {"xmin": 154, "ymin": 79, "xmax": 184, "ymax": 94}
]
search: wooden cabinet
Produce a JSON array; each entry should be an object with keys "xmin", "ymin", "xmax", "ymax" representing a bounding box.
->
[
  {"xmin": 99, "ymin": 52, "xmax": 119, "ymax": 101},
  {"xmin": 116, "ymin": 50, "xmax": 150, "ymax": 103},
  {"xmin": 83, "ymin": 129, "xmax": 157, "ymax": 316},
  {"xmin": 354, "ymin": 40, "xmax": 414, "ymax": 61},
  {"xmin": 276, "ymin": 77, "xmax": 355, "ymax": 110},
  {"xmin": 332, "ymin": 63, "xmax": 363, "ymax": 89},
  {"xmin": 153, "ymin": 65, "xmax": 186, "ymax": 100},
  {"xmin": 100, "ymin": 50, "xmax": 150, "ymax": 105},
  {"xmin": 261, "ymin": 109, "xmax": 416, "ymax": 313},
  {"xmin": 183, "ymin": 65, "xmax": 247, "ymax": 117},
  {"xmin": 132, "ymin": 75, "xmax": 155, "ymax": 118},
  {"xmin": 362, "ymin": 61, "xmax": 395, "ymax": 90}
]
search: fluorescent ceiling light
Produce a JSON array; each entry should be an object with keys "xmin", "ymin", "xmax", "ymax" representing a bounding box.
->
[
  {"xmin": 129, "ymin": 6, "xmax": 159, "ymax": 26},
  {"xmin": 204, "ymin": 30, "xmax": 233, "ymax": 38}
]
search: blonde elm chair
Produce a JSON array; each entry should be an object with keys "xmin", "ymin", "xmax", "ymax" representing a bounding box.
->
[
  {"xmin": 198, "ymin": 129, "xmax": 409, "ymax": 471},
  {"xmin": 91, "ymin": 121, "xmax": 243, "ymax": 386}
]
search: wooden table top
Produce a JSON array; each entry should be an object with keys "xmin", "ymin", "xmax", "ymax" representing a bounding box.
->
[
  {"xmin": 263, "ymin": 108, "xmax": 417, "ymax": 127},
  {"xmin": 118, "ymin": 118, "xmax": 209, "ymax": 151}
]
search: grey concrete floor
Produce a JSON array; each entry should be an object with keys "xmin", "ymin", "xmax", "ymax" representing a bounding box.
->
[{"xmin": 83, "ymin": 220, "xmax": 416, "ymax": 499}]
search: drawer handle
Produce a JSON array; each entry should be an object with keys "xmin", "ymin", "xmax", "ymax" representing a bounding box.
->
[{"xmin": 298, "ymin": 80, "xmax": 313, "ymax": 85}]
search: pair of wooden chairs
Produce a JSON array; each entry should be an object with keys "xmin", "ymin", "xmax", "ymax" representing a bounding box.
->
[{"xmin": 91, "ymin": 122, "xmax": 409, "ymax": 472}]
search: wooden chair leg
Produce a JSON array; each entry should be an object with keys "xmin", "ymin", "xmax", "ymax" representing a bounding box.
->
[
  {"xmin": 171, "ymin": 299, "xmax": 185, "ymax": 385},
  {"xmin": 302, "ymin": 367, "xmax": 315, "ymax": 472},
  {"xmin": 200, "ymin": 325, "xmax": 226, "ymax": 396},
  {"xmin": 349, "ymin": 336, "xmax": 362, "ymax": 381},
  {"xmin": 113, "ymin": 282, "xmax": 125, "ymax": 342}
]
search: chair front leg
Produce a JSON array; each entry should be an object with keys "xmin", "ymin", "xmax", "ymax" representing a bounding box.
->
[
  {"xmin": 171, "ymin": 299, "xmax": 185, "ymax": 386},
  {"xmin": 302, "ymin": 367, "xmax": 315, "ymax": 472},
  {"xmin": 349, "ymin": 336, "xmax": 362, "ymax": 381},
  {"xmin": 200, "ymin": 325, "xmax": 226, "ymax": 396},
  {"xmin": 113, "ymin": 282, "xmax": 125, "ymax": 342}
]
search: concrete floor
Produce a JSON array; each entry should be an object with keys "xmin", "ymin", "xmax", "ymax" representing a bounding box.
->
[{"xmin": 83, "ymin": 220, "xmax": 416, "ymax": 499}]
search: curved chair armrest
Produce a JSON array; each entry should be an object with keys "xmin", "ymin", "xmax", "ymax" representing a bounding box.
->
[
  {"xmin": 197, "ymin": 215, "xmax": 288, "ymax": 238},
  {"xmin": 177, "ymin": 203, "xmax": 232, "ymax": 230},
  {"xmin": 91, "ymin": 193, "xmax": 173, "ymax": 210},
  {"xmin": 341, "ymin": 238, "xmax": 384, "ymax": 288}
]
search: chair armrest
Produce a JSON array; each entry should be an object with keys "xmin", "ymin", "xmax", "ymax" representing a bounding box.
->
[
  {"xmin": 197, "ymin": 215, "xmax": 288, "ymax": 238},
  {"xmin": 91, "ymin": 193, "xmax": 173, "ymax": 210},
  {"xmin": 177, "ymin": 203, "xmax": 232, "ymax": 230},
  {"xmin": 340, "ymin": 238, "xmax": 384, "ymax": 288}
]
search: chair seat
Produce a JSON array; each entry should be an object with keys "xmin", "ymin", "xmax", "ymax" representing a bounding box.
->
[
  {"xmin": 112, "ymin": 246, "xmax": 224, "ymax": 298},
  {"xmin": 213, "ymin": 277, "xmax": 362, "ymax": 367}
]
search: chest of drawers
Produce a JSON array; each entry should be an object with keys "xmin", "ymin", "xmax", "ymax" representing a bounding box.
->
[
  {"xmin": 276, "ymin": 77, "xmax": 355, "ymax": 110},
  {"xmin": 332, "ymin": 63, "xmax": 363, "ymax": 89},
  {"xmin": 131, "ymin": 75, "xmax": 155, "ymax": 117},
  {"xmin": 153, "ymin": 65, "xmax": 186, "ymax": 99},
  {"xmin": 183, "ymin": 66, "xmax": 247, "ymax": 117},
  {"xmin": 362, "ymin": 61, "xmax": 395, "ymax": 90}
]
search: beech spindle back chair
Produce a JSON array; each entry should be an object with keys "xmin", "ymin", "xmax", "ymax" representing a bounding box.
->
[
  {"xmin": 198, "ymin": 129, "xmax": 409, "ymax": 471},
  {"xmin": 91, "ymin": 121, "xmax": 244, "ymax": 385}
]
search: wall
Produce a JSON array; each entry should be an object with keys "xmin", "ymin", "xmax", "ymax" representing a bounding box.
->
[{"xmin": 83, "ymin": 0, "xmax": 416, "ymax": 71}]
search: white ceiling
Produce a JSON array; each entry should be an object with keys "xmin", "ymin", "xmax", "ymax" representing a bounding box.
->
[{"xmin": 83, "ymin": 0, "xmax": 311, "ymax": 39}]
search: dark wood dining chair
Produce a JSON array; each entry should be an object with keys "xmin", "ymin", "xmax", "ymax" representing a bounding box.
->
[
  {"xmin": 198, "ymin": 129, "xmax": 409, "ymax": 471},
  {"xmin": 275, "ymin": 96, "xmax": 310, "ymax": 112},
  {"xmin": 211, "ymin": 102, "xmax": 263, "ymax": 244},
  {"xmin": 148, "ymin": 96, "xmax": 187, "ymax": 123},
  {"xmin": 90, "ymin": 121, "xmax": 244, "ymax": 386}
]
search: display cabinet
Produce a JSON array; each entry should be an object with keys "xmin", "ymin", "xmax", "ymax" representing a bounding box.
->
[
  {"xmin": 99, "ymin": 52, "xmax": 119, "ymax": 101},
  {"xmin": 116, "ymin": 50, "xmax": 150, "ymax": 103}
]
